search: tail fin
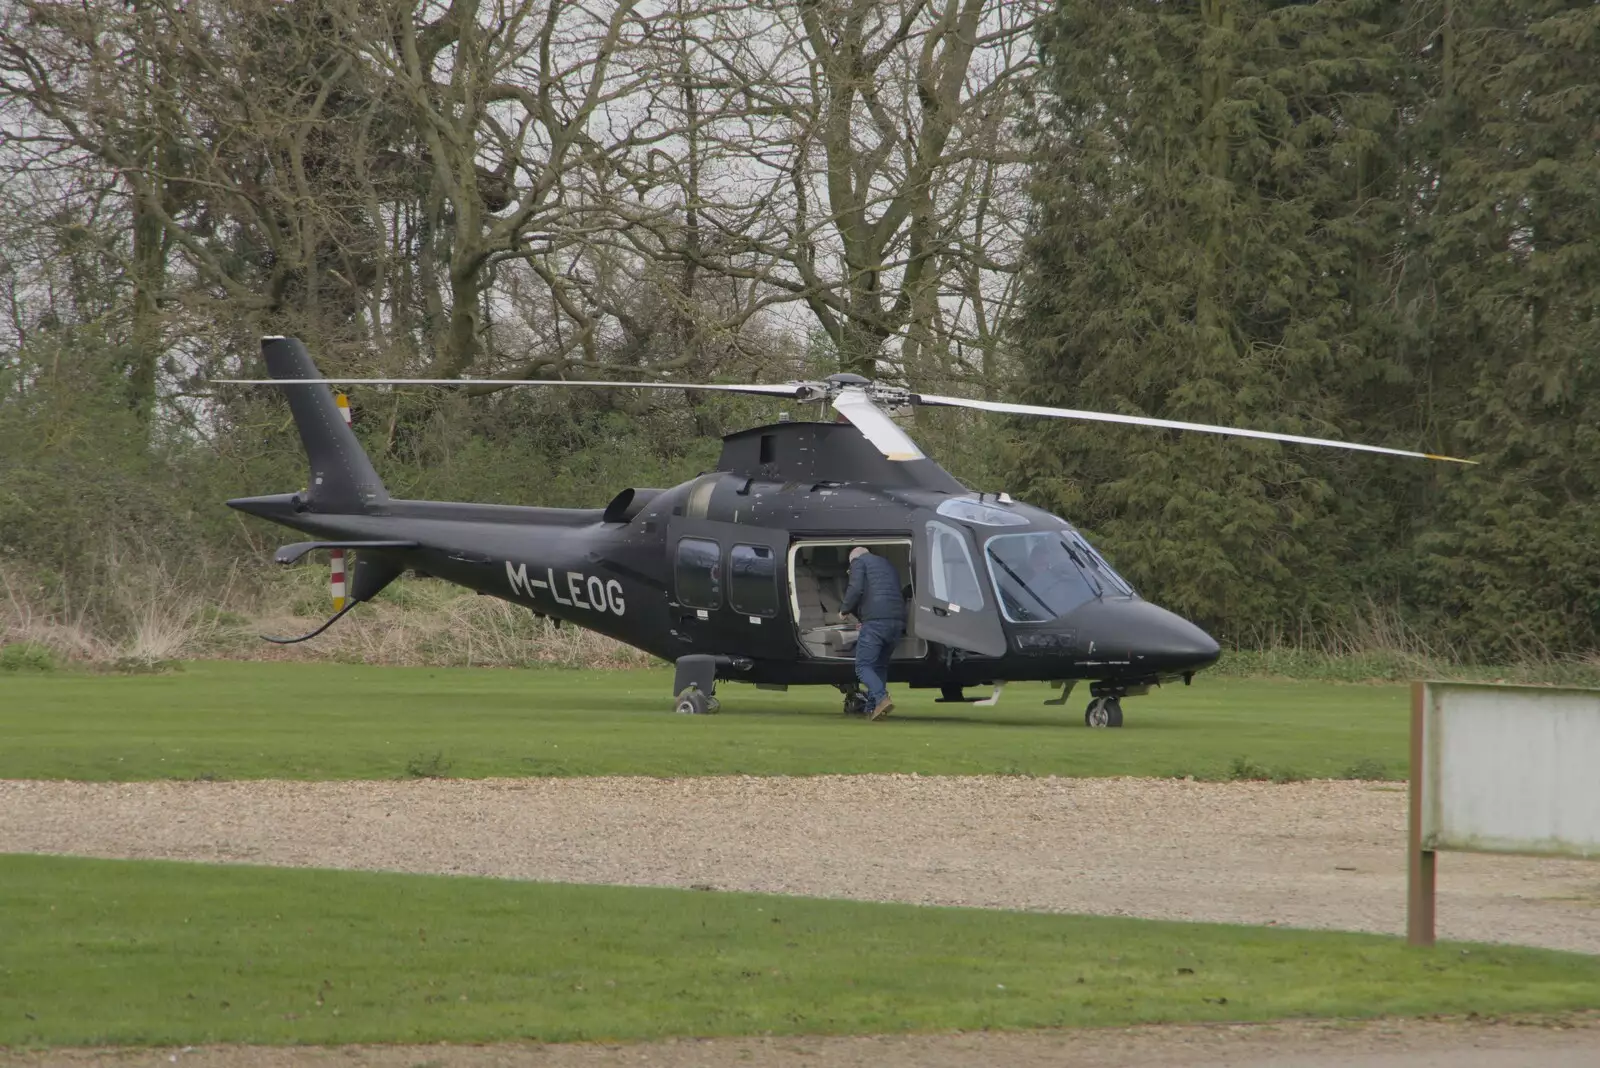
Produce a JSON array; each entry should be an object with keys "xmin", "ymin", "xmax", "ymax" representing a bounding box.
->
[{"xmin": 262, "ymin": 336, "xmax": 389, "ymax": 512}]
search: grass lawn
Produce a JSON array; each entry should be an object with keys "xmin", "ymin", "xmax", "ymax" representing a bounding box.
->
[
  {"xmin": 3, "ymin": 854, "xmax": 1597, "ymax": 1047},
  {"xmin": 0, "ymin": 661, "xmax": 1408, "ymax": 782}
]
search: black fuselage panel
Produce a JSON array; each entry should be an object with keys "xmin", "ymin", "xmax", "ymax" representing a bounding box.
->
[{"xmin": 717, "ymin": 421, "xmax": 965, "ymax": 492}]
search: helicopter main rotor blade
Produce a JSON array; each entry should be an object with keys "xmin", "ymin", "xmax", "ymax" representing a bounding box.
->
[
  {"xmin": 830, "ymin": 388, "xmax": 925, "ymax": 461},
  {"xmin": 211, "ymin": 376, "xmax": 818, "ymax": 400},
  {"xmin": 913, "ymin": 393, "xmax": 1476, "ymax": 464}
]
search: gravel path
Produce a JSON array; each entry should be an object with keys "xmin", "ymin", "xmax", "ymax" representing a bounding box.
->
[
  {"xmin": 3, "ymin": 776, "xmax": 1598, "ymax": 952},
  {"xmin": 5, "ymin": 1017, "xmax": 1600, "ymax": 1068}
]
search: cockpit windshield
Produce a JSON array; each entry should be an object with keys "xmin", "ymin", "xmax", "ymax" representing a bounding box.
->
[{"xmin": 984, "ymin": 531, "xmax": 1135, "ymax": 623}]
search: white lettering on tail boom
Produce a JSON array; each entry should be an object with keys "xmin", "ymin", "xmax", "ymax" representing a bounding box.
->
[
  {"xmin": 505, "ymin": 561, "xmax": 549, "ymax": 599},
  {"xmin": 505, "ymin": 560, "xmax": 625, "ymax": 616}
]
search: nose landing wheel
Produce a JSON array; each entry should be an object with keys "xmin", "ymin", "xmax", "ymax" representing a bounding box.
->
[{"xmin": 1085, "ymin": 696, "xmax": 1123, "ymax": 728}]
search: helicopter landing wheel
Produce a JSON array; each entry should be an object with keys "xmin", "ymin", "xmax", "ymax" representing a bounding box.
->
[
  {"xmin": 1085, "ymin": 696, "xmax": 1124, "ymax": 728},
  {"xmin": 841, "ymin": 690, "xmax": 870, "ymax": 716},
  {"xmin": 675, "ymin": 687, "xmax": 718, "ymax": 715}
]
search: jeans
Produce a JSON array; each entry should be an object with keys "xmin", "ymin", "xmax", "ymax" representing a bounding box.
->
[{"xmin": 854, "ymin": 618, "xmax": 903, "ymax": 705}]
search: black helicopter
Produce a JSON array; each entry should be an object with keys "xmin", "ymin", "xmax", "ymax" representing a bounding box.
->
[{"xmin": 221, "ymin": 336, "xmax": 1469, "ymax": 726}]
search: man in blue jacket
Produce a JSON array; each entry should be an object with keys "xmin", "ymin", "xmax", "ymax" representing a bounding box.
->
[{"xmin": 838, "ymin": 546, "xmax": 906, "ymax": 720}]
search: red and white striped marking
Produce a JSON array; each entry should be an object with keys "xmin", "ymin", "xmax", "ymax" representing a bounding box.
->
[
  {"xmin": 332, "ymin": 393, "xmax": 352, "ymax": 611},
  {"xmin": 330, "ymin": 549, "xmax": 347, "ymax": 611}
]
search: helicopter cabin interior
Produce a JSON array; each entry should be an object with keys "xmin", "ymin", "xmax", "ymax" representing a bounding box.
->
[{"xmin": 788, "ymin": 540, "xmax": 927, "ymax": 660}]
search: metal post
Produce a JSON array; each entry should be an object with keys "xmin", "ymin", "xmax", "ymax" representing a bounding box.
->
[{"xmin": 1408, "ymin": 681, "xmax": 1436, "ymax": 946}]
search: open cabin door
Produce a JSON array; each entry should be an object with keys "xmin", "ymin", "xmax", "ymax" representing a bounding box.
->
[
  {"xmin": 910, "ymin": 513, "xmax": 1008, "ymax": 657},
  {"xmin": 789, "ymin": 538, "xmax": 925, "ymax": 661}
]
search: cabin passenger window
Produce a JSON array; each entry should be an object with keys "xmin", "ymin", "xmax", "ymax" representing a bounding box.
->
[
  {"xmin": 925, "ymin": 521, "xmax": 985, "ymax": 612},
  {"xmin": 676, "ymin": 537, "xmax": 722, "ymax": 609},
  {"xmin": 728, "ymin": 544, "xmax": 779, "ymax": 617}
]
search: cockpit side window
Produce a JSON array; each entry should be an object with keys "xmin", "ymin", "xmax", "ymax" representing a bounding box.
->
[
  {"xmin": 985, "ymin": 531, "xmax": 1124, "ymax": 623},
  {"xmin": 925, "ymin": 520, "xmax": 986, "ymax": 612}
]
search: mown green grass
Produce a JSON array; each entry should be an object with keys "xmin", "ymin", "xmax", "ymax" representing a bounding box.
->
[
  {"xmin": 0, "ymin": 661, "xmax": 1408, "ymax": 781},
  {"xmin": 3, "ymin": 854, "xmax": 1596, "ymax": 1047}
]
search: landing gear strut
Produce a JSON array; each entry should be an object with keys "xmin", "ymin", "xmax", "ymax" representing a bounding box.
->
[
  {"xmin": 1083, "ymin": 681, "xmax": 1149, "ymax": 728},
  {"xmin": 1084, "ymin": 695, "xmax": 1124, "ymax": 728},
  {"xmin": 672, "ymin": 654, "xmax": 727, "ymax": 715}
]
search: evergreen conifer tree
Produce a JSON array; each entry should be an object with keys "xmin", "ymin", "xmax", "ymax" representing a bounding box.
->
[
  {"xmin": 1412, "ymin": 1, "xmax": 1600, "ymax": 657},
  {"xmin": 1015, "ymin": 0, "xmax": 1421, "ymax": 640}
]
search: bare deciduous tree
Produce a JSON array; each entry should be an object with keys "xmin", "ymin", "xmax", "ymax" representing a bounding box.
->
[
  {"xmin": 0, "ymin": 0, "xmax": 1040, "ymax": 427},
  {"xmin": 657, "ymin": 0, "xmax": 1042, "ymax": 381}
]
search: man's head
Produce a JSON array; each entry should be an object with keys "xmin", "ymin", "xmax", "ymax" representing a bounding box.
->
[{"xmin": 849, "ymin": 546, "xmax": 870, "ymax": 562}]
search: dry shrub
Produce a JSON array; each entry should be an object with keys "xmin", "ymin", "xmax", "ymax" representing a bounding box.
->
[
  {"xmin": 1, "ymin": 567, "xmax": 110, "ymax": 661},
  {"xmin": 1221, "ymin": 600, "xmax": 1446, "ymax": 680},
  {"xmin": 3, "ymin": 551, "xmax": 650, "ymax": 671},
  {"xmin": 104, "ymin": 549, "xmax": 225, "ymax": 668},
  {"xmin": 230, "ymin": 573, "xmax": 652, "ymax": 669},
  {"xmin": 1, "ymin": 553, "xmax": 219, "ymax": 667}
]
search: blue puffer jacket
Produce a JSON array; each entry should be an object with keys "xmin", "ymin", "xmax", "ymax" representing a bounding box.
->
[{"xmin": 840, "ymin": 552, "xmax": 906, "ymax": 622}]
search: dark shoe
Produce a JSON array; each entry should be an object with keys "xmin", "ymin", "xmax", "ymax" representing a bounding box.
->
[{"xmin": 869, "ymin": 696, "xmax": 894, "ymax": 720}]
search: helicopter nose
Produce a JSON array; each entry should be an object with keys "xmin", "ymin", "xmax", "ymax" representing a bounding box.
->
[{"xmin": 1058, "ymin": 598, "xmax": 1221, "ymax": 670}]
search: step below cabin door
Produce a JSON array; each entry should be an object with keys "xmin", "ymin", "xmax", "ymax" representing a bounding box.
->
[{"xmin": 909, "ymin": 514, "xmax": 1007, "ymax": 657}]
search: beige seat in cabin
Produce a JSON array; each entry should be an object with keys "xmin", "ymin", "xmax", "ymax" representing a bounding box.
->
[{"xmin": 793, "ymin": 546, "xmax": 857, "ymax": 654}]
